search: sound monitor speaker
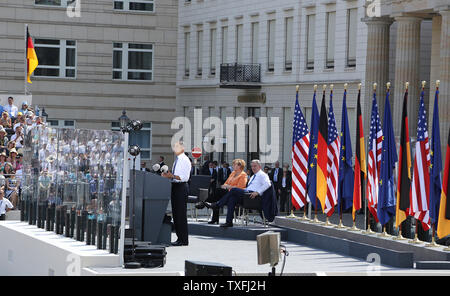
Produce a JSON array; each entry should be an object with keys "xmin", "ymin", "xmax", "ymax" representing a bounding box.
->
[
  {"xmin": 256, "ymin": 231, "xmax": 280, "ymax": 266},
  {"xmin": 185, "ymin": 261, "xmax": 232, "ymax": 276}
]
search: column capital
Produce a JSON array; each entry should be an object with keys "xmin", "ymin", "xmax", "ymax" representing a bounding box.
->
[
  {"xmin": 437, "ymin": 9, "xmax": 450, "ymax": 17},
  {"xmin": 392, "ymin": 14, "xmax": 423, "ymax": 23},
  {"xmin": 362, "ymin": 16, "xmax": 394, "ymax": 26}
]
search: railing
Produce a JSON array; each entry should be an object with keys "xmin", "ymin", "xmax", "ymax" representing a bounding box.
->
[{"xmin": 220, "ymin": 63, "xmax": 261, "ymax": 84}]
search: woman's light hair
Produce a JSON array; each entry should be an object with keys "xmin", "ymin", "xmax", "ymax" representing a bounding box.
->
[{"xmin": 232, "ymin": 159, "xmax": 246, "ymax": 168}]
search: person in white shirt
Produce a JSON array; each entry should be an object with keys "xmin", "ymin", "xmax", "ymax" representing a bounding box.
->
[
  {"xmin": 10, "ymin": 125, "xmax": 24, "ymax": 149},
  {"xmin": 162, "ymin": 141, "xmax": 191, "ymax": 246},
  {"xmin": 4, "ymin": 97, "xmax": 18, "ymax": 119},
  {"xmin": 0, "ymin": 186, "xmax": 14, "ymax": 220},
  {"xmin": 206, "ymin": 159, "xmax": 271, "ymax": 227}
]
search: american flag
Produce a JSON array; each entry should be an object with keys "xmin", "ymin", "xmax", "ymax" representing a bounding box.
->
[
  {"xmin": 325, "ymin": 92, "xmax": 339, "ymax": 216},
  {"xmin": 291, "ymin": 92, "xmax": 310, "ymax": 209},
  {"xmin": 367, "ymin": 93, "xmax": 383, "ymax": 221},
  {"xmin": 410, "ymin": 90, "xmax": 431, "ymax": 231}
]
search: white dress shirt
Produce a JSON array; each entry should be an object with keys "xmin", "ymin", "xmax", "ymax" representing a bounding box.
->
[
  {"xmin": 246, "ymin": 169, "xmax": 271, "ymax": 195},
  {"xmin": 273, "ymin": 168, "xmax": 279, "ymax": 182},
  {"xmin": 171, "ymin": 153, "xmax": 191, "ymax": 183},
  {"xmin": 4, "ymin": 104, "xmax": 18, "ymax": 118},
  {"xmin": 0, "ymin": 198, "xmax": 13, "ymax": 215}
]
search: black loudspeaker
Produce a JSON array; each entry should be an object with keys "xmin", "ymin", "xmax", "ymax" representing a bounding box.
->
[{"xmin": 185, "ymin": 261, "xmax": 232, "ymax": 276}]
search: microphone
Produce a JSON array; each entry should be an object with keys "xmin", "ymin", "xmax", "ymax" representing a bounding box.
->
[
  {"xmin": 152, "ymin": 163, "xmax": 161, "ymax": 172},
  {"xmin": 161, "ymin": 165, "xmax": 169, "ymax": 174}
]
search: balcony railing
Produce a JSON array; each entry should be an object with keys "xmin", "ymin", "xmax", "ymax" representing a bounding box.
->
[{"xmin": 220, "ymin": 63, "xmax": 261, "ymax": 88}]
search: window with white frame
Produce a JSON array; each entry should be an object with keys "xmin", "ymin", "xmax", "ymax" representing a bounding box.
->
[
  {"xmin": 34, "ymin": 39, "xmax": 76, "ymax": 78},
  {"xmin": 267, "ymin": 19, "xmax": 275, "ymax": 72},
  {"xmin": 251, "ymin": 22, "xmax": 259, "ymax": 64},
  {"xmin": 35, "ymin": 0, "xmax": 67, "ymax": 6},
  {"xmin": 114, "ymin": 0, "xmax": 154, "ymax": 12},
  {"xmin": 221, "ymin": 26, "xmax": 228, "ymax": 64},
  {"xmin": 326, "ymin": 11, "xmax": 336, "ymax": 69},
  {"xmin": 285, "ymin": 17, "xmax": 293, "ymax": 71},
  {"xmin": 346, "ymin": 8, "xmax": 358, "ymax": 67},
  {"xmin": 112, "ymin": 122, "xmax": 152, "ymax": 159},
  {"xmin": 113, "ymin": 43, "xmax": 153, "ymax": 81},
  {"xmin": 197, "ymin": 30, "xmax": 203, "ymax": 76},
  {"xmin": 236, "ymin": 24, "xmax": 243, "ymax": 64},
  {"xmin": 184, "ymin": 32, "xmax": 190, "ymax": 77},
  {"xmin": 210, "ymin": 28, "xmax": 217, "ymax": 75},
  {"xmin": 306, "ymin": 14, "xmax": 315, "ymax": 70},
  {"xmin": 48, "ymin": 119, "xmax": 76, "ymax": 129}
]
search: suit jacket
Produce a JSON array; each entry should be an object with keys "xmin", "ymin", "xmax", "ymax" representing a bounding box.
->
[
  {"xmin": 269, "ymin": 167, "xmax": 283, "ymax": 187},
  {"xmin": 261, "ymin": 183, "xmax": 278, "ymax": 222},
  {"xmin": 280, "ymin": 171, "xmax": 292, "ymax": 191},
  {"xmin": 201, "ymin": 161, "xmax": 211, "ymax": 175},
  {"xmin": 217, "ymin": 167, "xmax": 232, "ymax": 185}
]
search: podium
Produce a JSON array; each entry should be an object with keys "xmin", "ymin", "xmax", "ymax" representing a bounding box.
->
[{"xmin": 130, "ymin": 170, "xmax": 172, "ymax": 244}]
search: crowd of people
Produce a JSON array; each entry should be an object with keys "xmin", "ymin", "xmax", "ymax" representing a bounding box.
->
[{"xmin": 0, "ymin": 96, "xmax": 45, "ymax": 219}]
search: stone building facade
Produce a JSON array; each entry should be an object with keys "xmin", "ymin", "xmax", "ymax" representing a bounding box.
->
[{"xmin": 0, "ymin": 0, "xmax": 178, "ymax": 163}]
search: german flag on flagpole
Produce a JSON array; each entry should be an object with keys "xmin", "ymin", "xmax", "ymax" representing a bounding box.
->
[
  {"xmin": 317, "ymin": 85, "xmax": 328, "ymax": 212},
  {"xmin": 437, "ymin": 128, "xmax": 450, "ymax": 239},
  {"xmin": 26, "ymin": 26, "xmax": 39, "ymax": 83},
  {"xmin": 352, "ymin": 84, "xmax": 366, "ymax": 221},
  {"xmin": 395, "ymin": 83, "xmax": 411, "ymax": 230}
]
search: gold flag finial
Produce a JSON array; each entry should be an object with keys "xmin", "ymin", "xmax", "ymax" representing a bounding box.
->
[
  {"xmin": 373, "ymin": 83, "xmax": 377, "ymax": 91},
  {"xmin": 323, "ymin": 84, "xmax": 327, "ymax": 91},
  {"xmin": 422, "ymin": 81, "xmax": 426, "ymax": 89},
  {"xmin": 330, "ymin": 84, "xmax": 334, "ymax": 91},
  {"xmin": 344, "ymin": 83, "xmax": 348, "ymax": 91},
  {"xmin": 405, "ymin": 82, "xmax": 409, "ymax": 90},
  {"xmin": 296, "ymin": 85, "xmax": 300, "ymax": 92},
  {"xmin": 387, "ymin": 82, "xmax": 391, "ymax": 90},
  {"xmin": 358, "ymin": 83, "xmax": 362, "ymax": 91},
  {"xmin": 314, "ymin": 84, "xmax": 318, "ymax": 92},
  {"xmin": 436, "ymin": 80, "xmax": 440, "ymax": 88}
]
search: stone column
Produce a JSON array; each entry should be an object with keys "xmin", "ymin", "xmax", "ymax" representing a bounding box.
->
[
  {"xmin": 392, "ymin": 16, "xmax": 422, "ymax": 137},
  {"xmin": 438, "ymin": 10, "xmax": 450, "ymax": 161},
  {"xmin": 363, "ymin": 17, "xmax": 393, "ymax": 132},
  {"xmin": 428, "ymin": 15, "xmax": 441, "ymax": 134}
]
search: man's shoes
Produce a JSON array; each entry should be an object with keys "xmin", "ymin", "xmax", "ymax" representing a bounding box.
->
[
  {"xmin": 220, "ymin": 222, "xmax": 233, "ymax": 228},
  {"xmin": 171, "ymin": 240, "xmax": 188, "ymax": 246},
  {"xmin": 204, "ymin": 202, "xmax": 218, "ymax": 210},
  {"xmin": 207, "ymin": 220, "xmax": 219, "ymax": 225},
  {"xmin": 195, "ymin": 202, "xmax": 206, "ymax": 210}
]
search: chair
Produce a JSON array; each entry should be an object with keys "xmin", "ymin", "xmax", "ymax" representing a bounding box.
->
[
  {"xmin": 187, "ymin": 175, "xmax": 211, "ymax": 221},
  {"xmin": 238, "ymin": 182, "xmax": 278, "ymax": 227}
]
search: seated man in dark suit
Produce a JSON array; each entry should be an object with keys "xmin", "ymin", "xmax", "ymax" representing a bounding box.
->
[{"xmin": 205, "ymin": 159, "xmax": 271, "ymax": 227}]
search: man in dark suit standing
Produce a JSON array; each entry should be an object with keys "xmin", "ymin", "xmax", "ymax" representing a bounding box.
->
[
  {"xmin": 217, "ymin": 162, "xmax": 231, "ymax": 186},
  {"xmin": 207, "ymin": 162, "xmax": 218, "ymax": 200},
  {"xmin": 269, "ymin": 161, "xmax": 283, "ymax": 202},
  {"xmin": 201, "ymin": 155, "xmax": 211, "ymax": 175},
  {"xmin": 279, "ymin": 164, "xmax": 292, "ymax": 213}
]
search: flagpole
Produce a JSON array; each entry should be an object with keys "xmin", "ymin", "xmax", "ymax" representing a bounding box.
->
[
  {"xmin": 364, "ymin": 83, "xmax": 378, "ymax": 235},
  {"xmin": 336, "ymin": 83, "xmax": 348, "ymax": 229},
  {"xmin": 426, "ymin": 80, "xmax": 441, "ymax": 248},
  {"xmin": 379, "ymin": 82, "xmax": 392, "ymax": 238},
  {"xmin": 288, "ymin": 85, "xmax": 300, "ymax": 220},
  {"xmin": 409, "ymin": 81, "xmax": 428, "ymax": 245},
  {"xmin": 24, "ymin": 24, "xmax": 28, "ymax": 96}
]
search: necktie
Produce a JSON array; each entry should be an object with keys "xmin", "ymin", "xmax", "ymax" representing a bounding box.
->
[
  {"xmin": 247, "ymin": 174, "xmax": 256, "ymax": 187},
  {"xmin": 274, "ymin": 168, "xmax": 278, "ymax": 182},
  {"xmin": 172, "ymin": 157, "xmax": 178, "ymax": 174}
]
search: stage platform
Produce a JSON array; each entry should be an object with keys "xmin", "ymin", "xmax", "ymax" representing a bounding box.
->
[
  {"xmin": 0, "ymin": 221, "xmax": 120, "ymax": 276},
  {"xmin": 188, "ymin": 220, "xmax": 288, "ymax": 241},
  {"xmin": 273, "ymin": 216, "xmax": 450, "ymax": 268}
]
